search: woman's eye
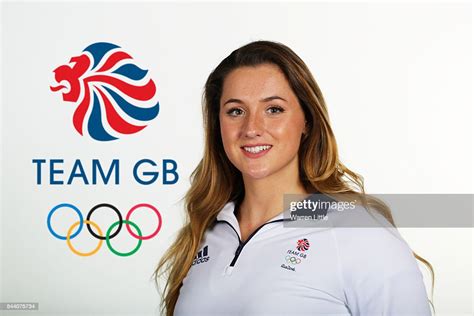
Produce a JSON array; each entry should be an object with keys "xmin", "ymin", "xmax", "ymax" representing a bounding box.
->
[
  {"xmin": 226, "ymin": 108, "xmax": 244, "ymax": 116},
  {"xmin": 267, "ymin": 106, "xmax": 284, "ymax": 114}
]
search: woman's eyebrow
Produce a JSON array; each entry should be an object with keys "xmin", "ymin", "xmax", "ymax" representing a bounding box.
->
[
  {"xmin": 260, "ymin": 95, "xmax": 287, "ymax": 103},
  {"xmin": 222, "ymin": 98, "xmax": 243, "ymax": 106},
  {"xmin": 222, "ymin": 95, "xmax": 287, "ymax": 106}
]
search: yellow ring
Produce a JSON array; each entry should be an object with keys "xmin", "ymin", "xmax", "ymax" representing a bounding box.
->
[{"xmin": 66, "ymin": 220, "xmax": 103, "ymax": 256}]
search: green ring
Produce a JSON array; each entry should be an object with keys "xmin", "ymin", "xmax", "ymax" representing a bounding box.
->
[{"xmin": 106, "ymin": 220, "xmax": 142, "ymax": 257}]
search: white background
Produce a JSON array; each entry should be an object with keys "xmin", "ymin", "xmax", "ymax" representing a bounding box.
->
[{"xmin": 1, "ymin": 1, "xmax": 472, "ymax": 315}]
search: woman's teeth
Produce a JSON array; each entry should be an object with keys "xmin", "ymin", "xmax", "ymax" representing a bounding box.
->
[{"xmin": 243, "ymin": 145, "xmax": 272, "ymax": 153}]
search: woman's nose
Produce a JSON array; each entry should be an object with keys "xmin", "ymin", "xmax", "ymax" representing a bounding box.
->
[{"xmin": 243, "ymin": 111, "xmax": 264, "ymax": 138}]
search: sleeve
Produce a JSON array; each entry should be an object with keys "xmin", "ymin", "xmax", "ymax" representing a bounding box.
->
[
  {"xmin": 359, "ymin": 267, "xmax": 433, "ymax": 315},
  {"xmin": 331, "ymin": 208, "xmax": 432, "ymax": 316}
]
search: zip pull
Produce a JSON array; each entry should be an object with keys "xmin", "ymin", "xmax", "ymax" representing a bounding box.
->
[
  {"xmin": 223, "ymin": 241, "xmax": 244, "ymax": 276},
  {"xmin": 224, "ymin": 265, "xmax": 234, "ymax": 276}
]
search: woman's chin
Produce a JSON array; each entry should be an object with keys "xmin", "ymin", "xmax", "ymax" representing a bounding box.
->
[{"xmin": 243, "ymin": 168, "xmax": 271, "ymax": 180}]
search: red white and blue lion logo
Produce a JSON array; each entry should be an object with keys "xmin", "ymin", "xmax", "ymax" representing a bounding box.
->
[{"xmin": 50, "ymin": 42, "xmax": 159, "ymax": 141}]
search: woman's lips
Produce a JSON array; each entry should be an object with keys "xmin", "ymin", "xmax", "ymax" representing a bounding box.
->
[{"xmin": 241, "ymin": 145, "xmax": 272, "ymax": 158}]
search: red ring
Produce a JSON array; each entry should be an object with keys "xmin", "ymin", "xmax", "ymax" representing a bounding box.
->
[{"xmin": 125, "ymin": 203, "xmax": 162, "ymax": 240}]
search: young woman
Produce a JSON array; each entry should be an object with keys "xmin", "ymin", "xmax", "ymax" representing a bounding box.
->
[{"xmin": 154, "ymin": 40, "xmax": 434, "ymax": 315}]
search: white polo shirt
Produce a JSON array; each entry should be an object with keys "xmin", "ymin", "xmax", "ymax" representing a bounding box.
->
[{"xmin": 174, "ymin": 201, "xmax": 432, "ymax": 316}]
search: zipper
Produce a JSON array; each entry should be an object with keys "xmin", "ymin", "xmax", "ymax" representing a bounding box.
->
[{"xmin": 215, "ymin": 218, "xmax": 290, "ymax": 268}]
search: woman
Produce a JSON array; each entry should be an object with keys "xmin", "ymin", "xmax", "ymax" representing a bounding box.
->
[{"xmin": 154, "ymin": 40, "xmax": 434, "ymax": 315}]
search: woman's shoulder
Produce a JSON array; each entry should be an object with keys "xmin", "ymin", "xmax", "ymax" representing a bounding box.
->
[
  {"xmin": 327, "ymin": 205, "xmax": 431, "ymax": 315},
  {"xmin": 328, "ymin": 204, "xmax": 421, "ymax": 277}
]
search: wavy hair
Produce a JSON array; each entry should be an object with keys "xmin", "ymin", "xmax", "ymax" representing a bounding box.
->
[{"xmin": 153, "ymin": 40, "xmax": 435, "ymax": 315}]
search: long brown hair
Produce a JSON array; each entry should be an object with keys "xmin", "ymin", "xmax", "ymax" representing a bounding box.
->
[{"xmin": 153, "ymin": 40, "xmax": 435, "ymax": 315}]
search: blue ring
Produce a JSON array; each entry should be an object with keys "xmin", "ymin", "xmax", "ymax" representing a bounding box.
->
[{"xmin": 47, "ymin": 203, "xmax": 83, "ymax": 240}]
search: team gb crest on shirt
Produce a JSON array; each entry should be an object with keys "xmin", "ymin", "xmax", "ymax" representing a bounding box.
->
[{"xmin": 281, "ymin": 238, "xmax": 311, "ymax": 272}]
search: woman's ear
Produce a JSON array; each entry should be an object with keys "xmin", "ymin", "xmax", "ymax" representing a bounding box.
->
[{"xmin": 301, "ymin": 120, "xmax": 308, "ymax": 140}]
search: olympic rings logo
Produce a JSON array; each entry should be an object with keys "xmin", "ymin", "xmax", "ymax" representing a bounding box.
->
[
  {"xmin": 47, "ymin": 203, "xmax": 162, "ymax": 257},
  {"xmin": 285, "ymin": 255, "xmax": 301, "ymax": 265}
]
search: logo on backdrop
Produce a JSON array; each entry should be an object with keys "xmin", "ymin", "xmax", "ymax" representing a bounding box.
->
[
  {"xmin": 47, "ymin": 203, "xmax": 162, "ymax": 257},
  {"xmin": 50, "ymin": 42, "xmax": 159, "ymax": 141},
  {"xmin": 42, "ymin": 42, "xmax": 176, "ymax": 256}
]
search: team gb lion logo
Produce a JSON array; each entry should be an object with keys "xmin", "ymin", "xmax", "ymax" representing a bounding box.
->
[{"xmin": 50, "ymin": 42, "xmax": 159, "ymax": 141}]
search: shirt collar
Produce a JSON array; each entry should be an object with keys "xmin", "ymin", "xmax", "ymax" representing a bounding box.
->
[{"xmin": 216, "ymin": 201, "xmax": 285, "ymax": 223}]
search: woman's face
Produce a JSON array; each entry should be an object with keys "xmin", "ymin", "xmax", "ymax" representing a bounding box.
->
[{"xmin": 219, "ymin": 63, "xmax": 306, "ymax": 180}]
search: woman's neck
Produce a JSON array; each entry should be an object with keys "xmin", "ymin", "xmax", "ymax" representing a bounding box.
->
[{"xmin": 237, "ymin": 170, "xmax": 308, "ymax": 230}]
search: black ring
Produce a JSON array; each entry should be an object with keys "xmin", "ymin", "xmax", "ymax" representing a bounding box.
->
[{"xmin": 86, "ymin": 203, "xmax": 123, "ymax": 240}]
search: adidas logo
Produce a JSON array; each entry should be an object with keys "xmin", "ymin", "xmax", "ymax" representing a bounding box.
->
[{"xmin": 192, "ymin": 245, "xmax": 210, "ymax": 265}]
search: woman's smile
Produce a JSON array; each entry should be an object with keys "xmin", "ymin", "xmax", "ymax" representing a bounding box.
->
[{"xmin": 241, "ymin": 144, "xmax": 273, "ymax": 157}]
